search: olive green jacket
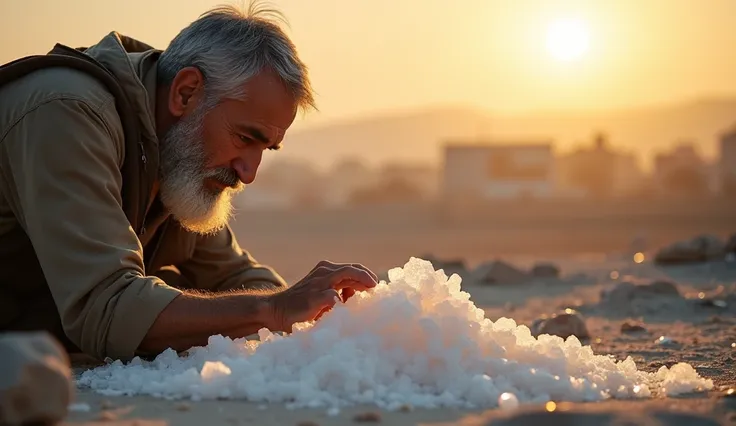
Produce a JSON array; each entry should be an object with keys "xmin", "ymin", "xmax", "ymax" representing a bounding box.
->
[{"xmin": 0, "ymin": 32, "xmax": 286, "ymax": 361}]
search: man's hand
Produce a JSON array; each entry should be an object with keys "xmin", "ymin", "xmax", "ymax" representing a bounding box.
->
[
  {"xmin": 268, "ymin": 261, "xmax": 378, "ymax": 332},
  {"xmin": 138, "ymin": 262, "xmax": 377, "ymax": 356}
]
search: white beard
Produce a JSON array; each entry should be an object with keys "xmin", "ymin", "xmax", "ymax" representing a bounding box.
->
[{"xmin": 158, "ymin": 103, "xmax": 244, "ymax": 235}]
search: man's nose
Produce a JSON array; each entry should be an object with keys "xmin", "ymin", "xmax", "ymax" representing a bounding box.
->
[{"xmin": 231, "ymin": 157, "xmax": 258, "ymax": 185}]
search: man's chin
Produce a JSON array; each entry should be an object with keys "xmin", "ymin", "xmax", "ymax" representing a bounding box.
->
[
  {"xmin": 178, "ymin": 218, "xmax": 228, "ymax": 236},
  {"xmin": 176, "ymin": 209, "xmax": 233, "ymax": 235},
  {"xmin": 167, "ymin": 196, "xmax": 236, "ymax": 236}
]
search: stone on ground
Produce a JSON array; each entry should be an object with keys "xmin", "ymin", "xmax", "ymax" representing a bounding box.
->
[{"xmin": 0, "ymin": 332, "xmax": 74, "ymax": 425}]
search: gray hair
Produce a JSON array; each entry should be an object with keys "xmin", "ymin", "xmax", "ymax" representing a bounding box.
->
[{"xmin": 157, "ymin": 1, "xmax": 315, "ymax": 112}]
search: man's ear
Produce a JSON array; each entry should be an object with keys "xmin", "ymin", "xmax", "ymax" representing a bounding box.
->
[{"xmin": 168, "ymin": 66, "xmax": 205, "ymax": 117}]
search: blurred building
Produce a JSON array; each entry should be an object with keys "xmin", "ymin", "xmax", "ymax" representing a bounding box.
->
[
  {"xmin": 248, "ymin": 158, "xmax": 325, "ymax": 208},
  {"xmin": 653, "ymin": 142, "xmax": 715, "ymax": 197},
  {"xmin": 441, "ymin": 141, "xmax": 556, "ymax": 200},
  {"xmin": 556, "ymin": 133, "xmax": 645, "ymax": 198},
  {"xmin": 321, "ymin": 158, "xmax": 376, "ymax": 207},
  {"xmin": 719, "ymin": 126, "xmax": 736, "ymax": 196},
  {"xmin": 345, "ymin": 163, "xmax": 438, "ymax": 206},
  {"xmin": 380, "ymin": 163, "xmax": 440, "ymax": 196}
]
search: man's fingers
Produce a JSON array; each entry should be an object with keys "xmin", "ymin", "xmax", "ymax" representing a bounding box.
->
[
  {"xmin": 307, "ymin": 261, "xmax": 378, "ymax": 283},
  {"xmin": 351, "ymin": 263, "xmax": 378, "ymax": 282},
  {"xmin": 325, "ymin": 266, "xmax": 378, "ymax": 291}
]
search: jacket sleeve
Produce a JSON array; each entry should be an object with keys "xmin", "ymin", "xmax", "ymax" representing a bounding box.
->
[
  {"xmin": 0, "ymin": 98, "xmax": 182, "ymax": 361},
  {"xmin": 176, "ymin": 224, "xmax": 288, "ymax": 292}
]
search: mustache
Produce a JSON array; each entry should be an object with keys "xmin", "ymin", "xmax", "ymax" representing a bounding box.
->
[{"xmin": 205, "ymin": 167, "xmax": 242, "ymax": 188}]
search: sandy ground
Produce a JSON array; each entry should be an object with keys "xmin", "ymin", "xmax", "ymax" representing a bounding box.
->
[{"xmin": 62, "ymin": 251, "xmax": 736, "ymax": 425}]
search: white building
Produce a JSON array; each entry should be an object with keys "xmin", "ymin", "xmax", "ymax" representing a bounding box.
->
[{"xmin": 441, "ymin": 142, "xmax": 556, "ymax": 200}]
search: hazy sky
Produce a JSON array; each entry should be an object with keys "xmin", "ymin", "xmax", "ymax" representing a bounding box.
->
[{"xmin": 2, "ymin": 0, "xmax": 736, "ymax": 130}]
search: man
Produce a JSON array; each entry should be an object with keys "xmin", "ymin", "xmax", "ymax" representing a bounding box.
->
[{"xmin": 0, "ymin": 3, "xmax": 377, "ymax": 362}]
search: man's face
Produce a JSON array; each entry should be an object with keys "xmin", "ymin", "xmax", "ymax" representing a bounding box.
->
[{"xmin": 159, "ymin": 69, "xmax": 297, "ymax": 235}]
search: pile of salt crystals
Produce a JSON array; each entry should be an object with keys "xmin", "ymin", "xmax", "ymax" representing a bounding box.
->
[{"xmin": 78, "ymin": 258, "xmax": 713, "ymax": 411}]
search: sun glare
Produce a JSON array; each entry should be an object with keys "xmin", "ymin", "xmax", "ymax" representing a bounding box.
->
[{"xmin": 545, "ymin": 18, "xmax": 590, "ymax": 62}]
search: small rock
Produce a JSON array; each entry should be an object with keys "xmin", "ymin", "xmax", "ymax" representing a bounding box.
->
[
  {"xmin": 699, "ymin": 299, "xmax": 728, "ymax": 308},
  {"xmin": 654, "ymin": 234, "xmax": 726, "ymax": 265},
  {"xmin": 353, "ymin": 411, "xmax": 381, "ymax": 422},
  {"xmin": 531, "ymin": 311, "xmax": 590, "ymax": 340},
  {"xmin": 644, "ymin": 280, "xmax": 680, "ymax": 296},
  {"xmin": 708, "ymin": 315, "xmax": 723, "ymax": 324},
  {"xmin": 601, "ymin": 280, "xmax": 681, "ymax": 304},
  {"xmin": 398, "ymin": 404, "xmax": 413, "ymax": 412},
  {"xmin": 725, "ymin": 233, "xmax": 736, "ymax": 253},
  {"xmin": 530, "ymin": 263, "xmax": 560, "ymax": 279},
  {"xmin": 97, "ymin": 410, "xmax": 118, "ymax": 421},
  {"xmin": 0, "ymin": 332, "xmax": 74, "ymax": 426},
  {"xmin": 175, "ymin": 402, "xmax": 191, "ymax": 411},
  {"xmin": 620, "ymin": 322, "xmax": 647, "ymax": 333},
  {"xmin": 475, "ymin": 260, "xmax": 530, "ymax": 285}
]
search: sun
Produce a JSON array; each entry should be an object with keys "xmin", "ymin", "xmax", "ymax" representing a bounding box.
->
[{"xmin": 545, "ymin": 18, "xmax": 590, "ymax": 62}]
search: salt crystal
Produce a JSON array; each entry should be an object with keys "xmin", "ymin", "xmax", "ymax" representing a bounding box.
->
[
  {"xmin": 76, "ymin": 258, "xmax": 714, "ymax": 409},
  {"xmin": 201, "ymin": 361, "xmax": 231, "ymax": 381}
]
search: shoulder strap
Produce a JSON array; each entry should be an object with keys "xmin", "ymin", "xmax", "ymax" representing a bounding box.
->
[{"xmin": 0, "ymin": 45, "xmax": 146, "ymax": 234}]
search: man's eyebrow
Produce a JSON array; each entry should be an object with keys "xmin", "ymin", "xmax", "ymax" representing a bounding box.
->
[{"xmin": 234, "ymin": 124, "xmax": 270, "ymax": 144}]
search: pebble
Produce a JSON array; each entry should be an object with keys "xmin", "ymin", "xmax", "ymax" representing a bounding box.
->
[
  {"xmin": 530, "ymin": 263, "xmax": 560, "ymax": 279},
  {"xmin": 645, "ymin": 280, "xmax": 680, "ymax": 296},
  {"xmin": 0, "ymin": 333, "xmax": 74, "ymax": 425},
  {"xmin": 620, "ymin": 322, "xmax": 647, "ymax": 334},
  {"xmin": 699, "ymin": 299, "xmax": 728, "ymax": 308},
  {"xmin": 353, "ymin": 411, "xmax": 382, "ymax": 422},
  {"xmin": 531, "ymin": 311, "xmax": 590, "ymax": 340},
  {"xmin": 97, "ymin": 410, "xmax": 118, "ymax": 421},
  {"xmin": 175, "ymin": 402, "xmax": 191, "ymax": 412},
  {"xmin": 708, "ymin": 315, "xmax": 724, "ymax": 324}
]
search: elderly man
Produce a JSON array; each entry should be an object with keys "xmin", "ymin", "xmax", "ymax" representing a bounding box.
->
[{"xmin": 0, "ymin": 4, "xmax": 377, "ymax": 362}]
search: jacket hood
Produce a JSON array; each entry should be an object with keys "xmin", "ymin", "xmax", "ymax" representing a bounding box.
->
[{"xmin": 83, "ymin": 31, "xmax": 161, "ymax": 149}]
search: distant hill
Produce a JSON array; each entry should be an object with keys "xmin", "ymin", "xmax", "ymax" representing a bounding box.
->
[{"xmin": 276, "ymin": 98, "xmax": 736, "ymax": 170}]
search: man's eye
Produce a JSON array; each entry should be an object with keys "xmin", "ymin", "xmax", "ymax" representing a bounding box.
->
[{"xmin": 238, "ymin": 135, "xmax": 253, "ymax": 144}]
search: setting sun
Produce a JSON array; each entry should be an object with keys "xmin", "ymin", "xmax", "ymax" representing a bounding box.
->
[{"xmin": 545, "ymin": 18, "xmax": 590, "ymax": 62}]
